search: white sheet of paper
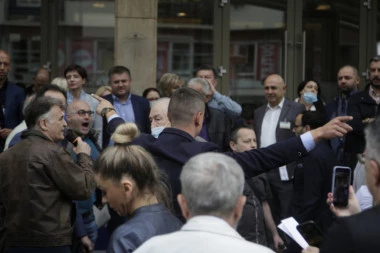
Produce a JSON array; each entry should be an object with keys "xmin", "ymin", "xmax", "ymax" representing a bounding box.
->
[
  {"xmin": 279, "ymin": 166, "xmax": 289, "ymax": 181},
  {"xmin": 278, "ymin": 217, "xmax": 309, "ymax": 249}
]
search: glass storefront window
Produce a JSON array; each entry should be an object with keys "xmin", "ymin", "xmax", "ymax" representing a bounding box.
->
[
  {"xmin": 303, "ymin": 0, "xmax": 360, "ymax": 102},
  {"xmin": 229, "ymin": 2, "xmax": 286, "ymax": 106},
  {"xmin": 157, "ymin": 0, "xmax": 213, "ymax": 82},
  {"xmin": 57, "ymin": 0, "xmax": 115, "ymax": 92},
  {"xmin": 0, "ymin": 0, "xmax": 41, "ymax": 85}
]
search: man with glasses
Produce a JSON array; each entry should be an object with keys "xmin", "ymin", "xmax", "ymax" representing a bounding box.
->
[
  {"xmin": 66, "ymin": 100, "xmax": 101, "ymax": 253},
  {"xmin": 345, "ymin": 56, "xmax": 380, "ymax": 169},
  {"xmin": 288, "ymin": 111, "xmax": 337, "ymax": 252},
  {"xmin": 0, "ymin": 50, "xmax": 26, "ymax": 151}
]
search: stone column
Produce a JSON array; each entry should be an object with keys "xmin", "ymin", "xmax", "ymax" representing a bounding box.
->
[{"xmin": 114, "ymin": 0, "xmax": 157, "ymax": 95}]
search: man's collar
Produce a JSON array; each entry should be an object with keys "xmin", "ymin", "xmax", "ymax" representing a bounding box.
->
[
  {"xmin": 266, "ymin": 97, "xmax": 285, "ymax": 110},
  {"xmin": 112, "ymin": 93, "xmax": 131, "ymax": 103}
]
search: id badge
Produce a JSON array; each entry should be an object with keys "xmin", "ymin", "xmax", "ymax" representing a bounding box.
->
[{"xmin": 279, "ymin": 121, "xmax": 291, "ymax": 130}]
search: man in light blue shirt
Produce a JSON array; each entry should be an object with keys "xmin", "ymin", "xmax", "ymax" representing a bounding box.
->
[{"xmin": 195, "ymin": 65, "xmax": 242, "ymax": 118}]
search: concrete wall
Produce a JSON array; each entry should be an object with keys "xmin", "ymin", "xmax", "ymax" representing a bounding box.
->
[{"xmin": 114, "ymin": 0, "xmax": 157, "ymax": 96}]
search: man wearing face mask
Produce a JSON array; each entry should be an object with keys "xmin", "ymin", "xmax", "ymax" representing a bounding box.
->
[
  {"xmin": 345, "ymin": 57, "xmax": 380, "ymax": 170},
  {"xmin": 149, "ymin": 98, "xmax": 171, "ymax": 138}
]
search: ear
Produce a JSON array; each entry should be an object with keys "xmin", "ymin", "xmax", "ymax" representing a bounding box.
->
[
  {"xmin": 38, "ymin": 118, "xmax": 49, "ymax": 131},
  {"xmin": 120, "ymin": 177, "xmax": 134, "ymax": 197},
  {"xmin": 229, "ymin": 141, "xmax": 237, "ymax": 152},
  {"xmin": 194, "ymin": 111, "xmax": 203, "ymax": 127},
  {"xmin": 304, "ymin": 125, "xmax": 311, "ymax": 132},
  {"xmin": 283, "ymin": 84, "xmax": 288, "ymax": 90},
  {"xmin": 177, "ymin": 194, "xmax": 190, "ymax": 220},
  {"xmin": 233, "ymin": 195, "xmax": 246, "ymax": 222}
]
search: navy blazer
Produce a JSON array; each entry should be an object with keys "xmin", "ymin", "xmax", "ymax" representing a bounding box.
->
[
  {"xmin": 102, "ymin": 93, "xmax": 150, "ymax": 148},
  {"xmin": 133, "ymin": 127, "xmax": 308, "ymax": 218},
  {"xmin": 3, "ymin": 81, "xmax": 25, "ymax": 129}
]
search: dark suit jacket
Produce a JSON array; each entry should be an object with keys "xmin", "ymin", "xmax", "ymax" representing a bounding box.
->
[
  {"xmin": 346, "ymin": 86, "xmax": 380, "ymax": 154},
  {"xmin": 133, "ymin": 127, "xmax": 308, "ymax": 218},
  {"xmin": 320, "ymin": 205, "xmax": 380, "ymax": 253},
  {"xmin": 290, "ymin": 140, "xmax": 337, "ymax": 232},
  {"xmin": 102, "ymin": 93, "xmax": 150, "ymax": 147},
  {"xmin": 3, "ymin": 81, "xmax": 25, "ymax": 129},
  {"xmin": 205, "ymin": 105, "xmax": 231, "ymax": 151},
  {"xmin": 254, "ymin": 99, "xmax": 305, "ymax": 177}
]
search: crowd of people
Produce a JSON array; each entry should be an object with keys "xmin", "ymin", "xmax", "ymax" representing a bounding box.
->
[{"xmin": 0, "ymin": 46, "xmax": 379, "ymax": 253}]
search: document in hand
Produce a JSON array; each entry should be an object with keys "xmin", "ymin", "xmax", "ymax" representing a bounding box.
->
[{"xmin": 278, "ymin": 217, "xmax": 309, "ymax": 249}]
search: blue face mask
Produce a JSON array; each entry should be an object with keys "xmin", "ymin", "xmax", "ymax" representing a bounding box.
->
[
  {"xmin": 302, "ymin": 92, "xmax": 318, "ymax": 104},
  {"xmin": 151, "ymin": 126, "xmax": 165, "ymax": 138}
]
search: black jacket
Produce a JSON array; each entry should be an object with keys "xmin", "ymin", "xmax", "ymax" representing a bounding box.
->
[{"xmin": 346, "ymin": 85, "xmax": 380, "ymax": 154}]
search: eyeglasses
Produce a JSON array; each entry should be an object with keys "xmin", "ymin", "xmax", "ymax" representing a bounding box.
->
[{"xmin": 68, "ymin": 110, "xmax": 94, "ymax": 117}]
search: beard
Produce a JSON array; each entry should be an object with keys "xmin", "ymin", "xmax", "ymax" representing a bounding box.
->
[{"xmin": 371, "ymin": 76, "xmax": 380, "ymax": 88}]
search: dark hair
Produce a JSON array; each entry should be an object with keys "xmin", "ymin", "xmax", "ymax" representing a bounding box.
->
[
  {"xmin": 297, "ymin": 79, "xmax": 322, "ymax": 97},
  {"xmin": 194, "ymin": 64, "xmax": 218, "ymax": 79},
  {"xmin": 142, "ymin": 87, "xmax": 161, "ymax": 98},
  {"xmin": 36, "ymin": 84, "xmax": 67, "ymax": 102},
  {"xmin": 94, "ymin": 123, "xmax": 170, "ymax": 208},
  {"xmin": 229, "ymin": 125, "xmax": 253, "ymax": 143},
  {"xmin": 64, "ymin": 64, "xmax": 88, "ymax": 80},
  {"xmin": 25, "ymin": 96, "xmax": 64, "ymax": 129},
  {"xmin": 168, "ymin": 87, "xmax": 205, "ymax": 126},
  {"xmin": 241, "ymin": 104, "xmax": 254, "ymax": 120},
  {"xmin": 108, "ymin": 65, "xmax": 131, "ymax": 80},
  {"xmin": 369, "ymin": 56, "xmax": 380, "ymax": 64},
  {"xmin": 300, "ymin": 111, "xmax": 324, "ymax": 130}
]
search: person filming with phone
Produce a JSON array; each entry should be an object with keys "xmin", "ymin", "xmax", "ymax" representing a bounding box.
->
[{"xmin": 302, "ymin": 116, "xmax": 380, "ymax": 253}]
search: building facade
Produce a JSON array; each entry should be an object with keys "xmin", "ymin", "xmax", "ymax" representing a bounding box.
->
[{"xmin": 0, "ymin": 0, "xmax": 378, "ymax": 105}]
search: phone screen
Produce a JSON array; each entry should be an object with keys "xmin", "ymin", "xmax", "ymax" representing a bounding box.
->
[
  {"xmin": 332, "ymin": 166, "xmax": 351, "ymax": 207},
  {"xmin": 296, "ymin": 221, "xmax": 323, "ymax": 247}
]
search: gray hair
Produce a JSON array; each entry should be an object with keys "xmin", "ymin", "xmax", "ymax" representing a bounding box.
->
[
  {"xmin": 180, "ymin": 152, "xmax": 244, "ymax": 218},
  {"xmin": 187, "ymin": 77, "xmax": 211, "ymax": 96},
  {"xmin": 150, "ymin": 97, "xmax": 170, "ymax": 111},
  {"xmin": 365, "ymin": 116, "xmax": 380, "ymax": 163},
  {"xmin": 25, "ymin": 96, "xmax": 64, "ymax": 129}
]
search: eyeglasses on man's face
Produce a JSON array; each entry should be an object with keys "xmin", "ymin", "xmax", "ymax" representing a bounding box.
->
[{"xmin": 68, "ymin": 110, "xmax": 94, "ymax": 117}]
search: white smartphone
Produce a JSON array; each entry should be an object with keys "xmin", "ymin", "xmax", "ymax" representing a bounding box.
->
[{"xmin": 331, "ymin": 166, "xmax": 351, "ymax": 207}]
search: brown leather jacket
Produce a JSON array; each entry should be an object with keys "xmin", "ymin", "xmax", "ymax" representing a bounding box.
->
[{"xmin": 0, "ymin": 130, "xmax": 95, "ymax": 248}]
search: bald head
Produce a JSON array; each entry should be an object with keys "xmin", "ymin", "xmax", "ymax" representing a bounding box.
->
[
  {"xmin": 149, "ymin": 98, "xmax": 171, "ymax": 129},
  {"xmin": 0, "ymin": 50, "xmax": 11, "ymax": 85},
  {"xmin": 337, "ymin": 65, "xmax": 359, "ymax": 93},
  {"xmin": 66, "ymin": 100, "xmax": 92, "ymax": 137},
  {"xmin": 264, "ymin": 74, "xmax": 287, "ymax": 107},
  {"xmin": 33, "ymin": 68, "xmax": 50, "ymax": 92}
]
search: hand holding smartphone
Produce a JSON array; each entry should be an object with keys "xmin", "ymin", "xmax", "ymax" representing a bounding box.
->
[{"xmin": 331, "ymin": 166, "xmax": 351, "ymax": 208}]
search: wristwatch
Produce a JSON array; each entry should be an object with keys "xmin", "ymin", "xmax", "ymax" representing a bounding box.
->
[{"xmin": 101, "ymin": 107, "xmax": 115, "ymax": 118}]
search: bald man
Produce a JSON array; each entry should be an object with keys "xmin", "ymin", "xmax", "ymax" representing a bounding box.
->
[
  {"xmin": 32, "ymin": 68, "xmax": 50, "ymax": 92},
  {"xmin": 0, "ymin": 50, "xmax": 26, "ymax": 150},
  {"xmin": 253, "ymin": 74, "xmax": 305, "ymax": 222}
]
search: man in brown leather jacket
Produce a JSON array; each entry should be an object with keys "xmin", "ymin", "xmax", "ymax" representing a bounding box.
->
[{"xmin": 0, "ymin": 96, "xmax": 95, "ymax": 253}]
